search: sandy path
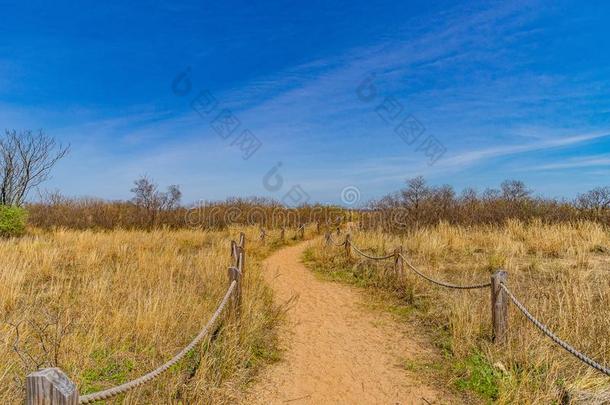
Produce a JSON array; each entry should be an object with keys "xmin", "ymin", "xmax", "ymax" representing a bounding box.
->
[{"xmin": 245, "ymin": 241, "xmax": 457, "ymax": 405}]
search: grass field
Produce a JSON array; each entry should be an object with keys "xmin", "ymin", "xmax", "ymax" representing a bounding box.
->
[
  {"xmin": 304, "ymin": 220, "xmax": 610, "ymax": 404},
  {"xmin": 0, "ymin": 226, "xmax": 295, "ymax": 404}
]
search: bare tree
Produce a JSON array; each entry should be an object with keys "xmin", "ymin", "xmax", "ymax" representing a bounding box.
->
[
  {"xmin": 0, "ymin": 130, "xmax": 69, "ymax": 206},
  {"xmin": 131, "ymin": 176, "xmax": 158, "ymax": 211},
  {"xmin": 161, "ymin": 184, "xmax": 182, "ymax": 210},
  {"xmin": 401, "ymin": 176, "xmax": 430, "ymax": 209},
  {"xmin": 576, "ymin": 187, "xmax": 610, "ymax": 211},
  {"xmin": 130, "ymin": 176, "xmax": 182, "ymax": 226},
  {"xmin": 400, "ymin": 176, "xmax": 431, "ymax": 225},
  {"xmin": 500, "ymin": 180, "xmax": 532, "ymax": 202}
]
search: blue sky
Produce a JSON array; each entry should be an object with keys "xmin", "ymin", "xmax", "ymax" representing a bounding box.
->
[{"xmin": 1, "ymin": 1, "xmax": 610, "ymax": 205}]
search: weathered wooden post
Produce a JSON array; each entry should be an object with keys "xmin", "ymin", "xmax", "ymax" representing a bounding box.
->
[
  {"xmin": 345, "ymin": 234, "xmax": 351, "ymax": 259},
  {"xmin": 491, "ymin": 270, "xmax": 508, "ymax": 343},
  {"xmin": 236, "ymin": 246, "xmax": 245, "ymax": 275},
  {"xmin": 228, "ymin": 266, "xmax": 242, "ymax": 314},
  {"xmin": 230, "ymin": 240, "xmax": 238, "ymax": 262},
  {"xmin": 26, "ymin": 368, "xmax": 78, "ymax": 405},
  {"xmin": 393, "ymin": 246, "xmax": 404, "ymax": 277}
]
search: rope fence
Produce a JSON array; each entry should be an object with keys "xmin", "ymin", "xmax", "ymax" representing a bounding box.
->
[
  {"xmin": 25, "ymin": 224, "xmax": 316, "ymax": 404},
  {"xmin": 400, "ymin": 253, "xmax": 492, "ymax": 289},
  {"xmin": 324, "ymin": 231, "xmax": 610, "ymax": 378},
  {"xmin": 350, "ymin": 244, "xmax": 396, "ymax": 260},
  {"xmin": 260, "ymin": 225, "xmax": 306, "ymax": 244},
  {"xmin": 326, "ymin": 234, "xmax": 347, "ymax": 247},
  {"xmin": 500, "ymin": 283, "xmax": 610, "ymax": 377},
  {"xmin": 78, "ymin": 281, "xmax": 237, "ymax": 404}
]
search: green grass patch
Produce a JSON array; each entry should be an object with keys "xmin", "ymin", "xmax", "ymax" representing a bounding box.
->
[
  {"xmin": 401, "ymin": 358, "xmax": 444, "ymax": 373},
  {"xmin": 454, "ymin": 352, "xmax": 502, "ymax": 402},
  {"xmin": 80, "ymin": 349, "xmax": 135, "ymax": 394}
]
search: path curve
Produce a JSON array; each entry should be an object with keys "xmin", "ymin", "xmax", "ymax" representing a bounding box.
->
[{"xmin": 246, "ymin": 240, "xmax": 457, "ymax": 404}]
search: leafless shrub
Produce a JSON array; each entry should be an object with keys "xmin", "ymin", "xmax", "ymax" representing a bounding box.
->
[
  {"xmin": 366, "ymin": 177, "xmax": 608, "ymax": 232},
  {"xmin": 6, "ymin": 308, "xmax": 73, "ymax": 391}
]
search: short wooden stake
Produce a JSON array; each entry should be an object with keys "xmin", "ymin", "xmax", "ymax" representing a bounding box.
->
[
  {"xmin": 236, "ymin": 246, "xmax": 245, "ymax": 275},
  {"xmin": 228, "ymin": 266, "xmax": 242, "ymax": 314},
  {"xmin": 345, "ymin": 234, "xmax": 351, "ymax": 259},
  {"xmin": 491, "ymin": 270, "xmax": 508, "ymax": 343},
  {"xmin": 230, "ymin": 240, "xmax": 238, "ymax": 262},
  {"xmin": 393, "ymin": 246, "xmax": 404, "ymax": 277},
  {"xmin": 26, "ymin": 368, "xmax": 78, "ymax": 405}
]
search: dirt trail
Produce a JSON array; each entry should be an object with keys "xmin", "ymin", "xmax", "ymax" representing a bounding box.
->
[{"xmin": 246, "ymin": 241, "xmax": 457, "ymax": 405}]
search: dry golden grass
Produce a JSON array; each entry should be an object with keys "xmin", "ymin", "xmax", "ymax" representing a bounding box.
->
[
  {"xmin": 306, "ymin": 220, "xmax": 610, "ymax": 403},
  {"xmin": 0, "ymin": 226, "xmax": 298, "ymax": 404}
]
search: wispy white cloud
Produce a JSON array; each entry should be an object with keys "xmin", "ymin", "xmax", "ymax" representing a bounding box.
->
[
  {"xmin": 521, "ymin": 155, "xmax": 610, "ymax": 171},
  {"xmin": 438, "ymin": 131, "xmax": 610, "ymax": 169},
  {"xmin": 291, "ymin": 130, "xmax": 610, "ymax": 197}
]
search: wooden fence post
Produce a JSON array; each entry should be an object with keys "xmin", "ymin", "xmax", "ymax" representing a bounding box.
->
[
  {"xmin": 230, "ymin": 240, "xmax": 238, "ymax": 262},
  {"xmin": 26, "ymin": 368, "xmax": 78, "ymax": 405},
  {"xmin": 345, "ymin": 234, "xmax": 351, "ymax": 259},
  {"xmin": 228, "ymin": 266, "xmax": 242, "ymax": 314},
  {"xmin": 236, "ymin": 246, "xmax": 245, "ymax": 275},
  {"xmin": 393, "ymin": 246, "xmax": 404, "ymax": 277},
  {"xmin": 491, "ymin": 270, "xmax": 508, "ymax": 343}
]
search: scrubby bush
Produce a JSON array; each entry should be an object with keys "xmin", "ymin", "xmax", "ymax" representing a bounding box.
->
[
  {"xmin": 0, "ymin": 205, "xmax": 27, "ymax": 237},
  {"xmin": 364, "ymin": 176, "xmax": 609, "ymax": 232},
  {"xmin": 26, "ymin": 195, "xmax": 346, "ymax": 231}
]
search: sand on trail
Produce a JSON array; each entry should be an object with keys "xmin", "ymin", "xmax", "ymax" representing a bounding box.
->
[{"xmin": 245, "ymin": 241, "xmax": 459, "ymax": 405}]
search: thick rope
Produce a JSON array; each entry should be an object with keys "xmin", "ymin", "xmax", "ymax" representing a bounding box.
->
[
  {"xmin": 399, "ymin": 253, "xmax": 491, "ymax": 289},
  {"xmin": 500, "ymin": 283, "xmax": 610, "ymax": 377},
  {"xmin": 350, "ymin": 243, "xmax": 396, "ymax": 260},
  {"xmin": 328, "ymin": 235, "xmax": 346, "ymax": 247},
  {"xmin": 79, "ymin": 281, "xmax": 237, "ymax": 403}
]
